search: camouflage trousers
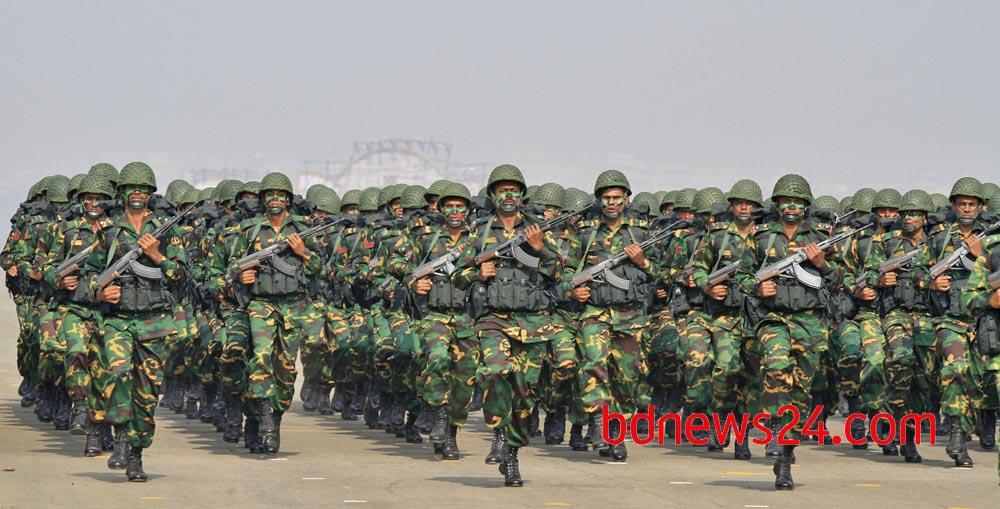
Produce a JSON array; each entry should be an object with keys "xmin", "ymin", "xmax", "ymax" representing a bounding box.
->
[
  {"xmin": 981, "ymin": 352, "xmax": 1000, "ymax": 481},
  {"xmin": 417, "ymin": 310, "xmax": 479, "ymax": 425},
  {"xmin": 704, "ymin": 312, "xmax": 746, "ymax": 415},
  {"xmin": 218, "ymin": 307, "xmax": 250, "ymax": 396},
  {"xmin": 644, "ymin": 307, "xmax": 682, "ymax": 414},
  {"xmin": 680, "ymin": 309, "xmax": 714, "ymax": 414},
  {"xmin": 46, "ymin": 305, "xmax": 104, "ymax": 406},
  {"xmin": 578, "ymin": 308, "xmax": 648, "ymax": 417},
  {"xmin": 37, "ymin": 308, "xmax": 65, "ymax": 385},
  {"xmin": 246, "ymin": 296, "xmax": 318, "ymax": 413},
  {"xmin": 16, "ymin": 299, "xmax": 43, "ymax": 386},
  {"xmin": 194, "ymin": 310, "xmax": 223, "ymax": 387},
  {"xmin": 336, "ymin": 308, "xmax": 370, "ymax": 388},
  {"xmin": 301, "ymin": 301, "xmax": 336, "ymax": 390},
  {"xmin": 936, "ymin": 316, "xmax": 980, "ymax": 434},
  {"xmin": 883, "ymin": 309, "xmax": 937, "ymax": 418},
  {"xmin": 757, "ymin": 310, "xmax": 828, "ymax": 439},
  {"xmin": 831, "ymin": 319, "xmax": 863, "ymax": 399},
  {"xmin": 102, "ymin": 310, "xmax": 177, "ymax": 449},
  {"xmin": 548, "ymin": 309, "xmax": 583, "ymax": 425},
  {"xmin": 855, "ymin": 310, "xmax": 889, "ymax": 413},
  {"xmin": 322, "ymin": 304, "xmax": 352, "ymax": 388}
]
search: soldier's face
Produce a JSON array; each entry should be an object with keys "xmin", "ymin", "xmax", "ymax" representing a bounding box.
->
[
  {"xmin": 875, "ymin": 207, "xmax": 899, "ymax": 229},
  {"xmin": 427, "ymin": 196, "xmax": 439, "ymax": 213},
  {"xmin": 729, "ymin": 199, "xmax": 754, "ymax": 224},
  {"xmin": 389, "ymin": 199, "xmax": 403, "ymax": 218},
  {"xmin": 441, "ymin": 198, "xmax": 468, "ymax": 228},
  {"xmin": 674, "ymin": 209, "xmax": 695, "ymax": 222},
  {"xmin": 600, "ymin": 188, "xmax": 628, "ymax": 219},
  {"xmin": 81, "ymin": 193, "xmax": 105, "ymax": 219},
  {"xmin": 543, "ymin": 206, "xmax": 562, "ymax": 221},
  {"xmin": 901, "ymin": 211, "xmax": 925, "ymax": 234},
  {"xmin": 776, "ymin": 197, "xmax": 807, "ymax": 224},
  {"xmin": 341, "ymin": 205, "xmax": 359, "ymax": 216},
  {"xmin": 312, "ymin": 210, "xmax": 329, "ymax": 221},
  {"xmin": 263, "ymin": 190, "xmax": 289, "ymax": 216},
  {"xmin": 122, "ymin": 185, "xmax": 150, "ymax": 211},
  {"xmin": 951, "ymin": 196, "xmax": 981, "ymax": 224},
  {"xmin": 492, "ymin": 182, "xmax": 523, "ymax": 214}
]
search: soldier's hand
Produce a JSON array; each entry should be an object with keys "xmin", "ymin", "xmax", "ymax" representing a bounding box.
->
[
  {"xmin": 966, "ymin": 235, "xmax": 984, "ymax": 258},
  {"xmin": 287, "ymin": 233, "xmax": 309, "ymax": 258},
  {"xmin": 29, "ymin": 270, "xmax": 42, "ymax": 281},
  {"xmin": 414, "ymin": 277, "xmax": 433, "ymax": 295},
  {"xmin": 931, "ymin": 275, "xmax": 951, "ymax": 292},
  {"xmin": 857, "ymin": 287, "xmax": 877, "ymax": 301},
  {"xmin": 572, "ymin": 286, "xmax": 591, "ymax": 303},
  {"xmin": 100, "ymin": 285, "xmax": 121, "ymax": 304},
  {"xmin": 240, "ymin": 269, "xmax": 257, "ymax": 285},
  {"xmin": 6, "ymin": 266, "xmax": 16, "ymax": 277},
  {"xmin": 757, "ymin": 280, "xmax": 777, "ymax": 298},
  {"xmin": 524, "ymin": 224, "xmax": 544, "ymax": 252},
  {"xmin": 990, "ymin": 289, "xmax": 1000, "ymax": 309},
  {"xmin": 138, "ymin": 234, "xmax": 164, "ymax": 264},
  {"xmin": 655, "ymin": 288, "xmax": 668, "ymax": 299},
  {"xmin": 804, "ymin": 243, "xmax": 826, "ymax": 269},
  {"xmin": 707, "ymin": 284, "xmax": 728, "ymax": 301},
  {"xmin": 624, "ymin": 243, "xmax": 647, "ymax": 268},
  {"xmin": 880, "ymin": 271, "xmax": 898, "ymax": 287},
  {"xmin": 59, "ymin": 275, "xmax": 79, "ymax": 291},
  {"xmin": 480, "ymin": 261, "xmax": 496, "ymax": 281}
]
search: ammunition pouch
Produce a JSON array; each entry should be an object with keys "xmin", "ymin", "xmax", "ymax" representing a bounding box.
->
[
  {"xmin": 975, "ymin": 312, "xmax": 1000, "ymax": 357},
  {"xmin": 251, "ymin": 254, "xmax": 304, "ymax": 297},
  {"xmin": 764, "ymin": 278, "xmax": 824, "ymax": 313},
  {"xmin": 485, "ymin": 266, "xmax": 552, "ymax": 312}
]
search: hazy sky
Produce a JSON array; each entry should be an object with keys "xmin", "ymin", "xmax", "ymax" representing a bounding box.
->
[{"xmin": 2, "ymin": 0, "xmax": 998, "ymax": 230}]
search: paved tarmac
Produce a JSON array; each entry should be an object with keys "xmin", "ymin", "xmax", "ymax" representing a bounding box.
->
[{"xmin": 0, "ymin": 298, "xmax": 996, "ymax": 509}]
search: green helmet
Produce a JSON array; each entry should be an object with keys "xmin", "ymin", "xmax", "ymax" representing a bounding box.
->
[
  {"xmin": 930, "ymin": 193, "xmax": 949, "ymax": 210},
  {"xmin": 360, "ymin": 187, "xmax": 381, "ymax": 212},
  {"xmin": 562, "ymin": 188, "xmax": 593, "ymax": 212},
  {"xmin": 68, "ymin": 173, "xmax": 87, "ymax": 198},
  {"xmin": 400, "ymin": 185, "xmax": 428, "ymax": 210},
  {"xmin": 982, "ymin": 182, "xmax": 1000, "ymax": 201},
  {"xmin": 693, "ymin": 187, "xmax": 726, "ymax": 214},
  {"xmin": 46, "ymin": 175, "xmax": 72, "ymax": 203},
  {"xmin": 438, "ymin": 182, "xmax": 472, "ymax": 205},
  {"xmin": 487, "ymin": 164, "xmax": 527, "ymax": 195},
  {"xmin": 630, "ymin": 192, "xmax": 653, "ymax": 214},
  {"xmin": 988, "ymin": 193, "xmax": 1000, "ymax": 213},
  {"xmin": 812, "ymin": 195, "xmax": 840, "ymax": 213},
  {"xmin": 312, "ymin": 189, "xmax": 342, "ymax": 214},
  {"xmin": 839, "ymin": 196, "xmax": 853, "ymax": 212},
  {"xmin": 949, "ymin": 177, "xmax": 985, "ymax": 201},
  {"xmin": 240, "ymin": 181, "xmax": 261, "ymax": 196},
  {"xmin": 76, "ymin": 175, "xmax": 115, "ymax": 199},
  {"xmin": 118, "ymin": 162, "xmax": 157, "ymax": 191},
  {"xmin": 673, "ymin": 188, "xmax": 698, "ymax": 211},
  {"xmin": 771, "ymin": 174, "xmax": 813, "ymax": 204},
  {"xmin": 726, "ymin": 179, "xmax": 764, "ymax": 206},
  {"xmin": 217, "ymin": 179, "xmax": 244, "ymax": 205},
  {"xmin": 851, "ymin": 188, "xmax": 878, "ymax": 213},
  {"xmin": 426, "ymin": 179, "xmax": 451, "ymax": 200},
  {"xmin": 341, "ymin": 189, "xmax": 362, "ymax": 209},
  {"xmin": 199, "ymin": 187, "xmax": 215, "ymax": 202},
  {"xmin": 525, "ymin": 185, "xmax": 539, "ymax": 204},
  {"xmin": 899, "ymin": 189, "xmax": 934, "ymax": 213},
  {"xmin": 179, "ymin": 188, "xmax": 201, "ymax": 207},
  {"xmin": 379, "ymin": 184, "xmax": 405, "ymax": 208},
  {"xmin": 533, "ymin": 183, "xmax": 565, "ymax": 209},
  {"xmin": 306, "ymin": 184, "xmax": 333, "ymax": 205},
  {"xmin": 165, "ymin": 179, "xmax": 194, "ymax": 204},
  {"xmin": 259, "ymin": 172, "xmax": 294, "ymax": 195},
  {"xmin": 872, "ymin": 188, "xmax": 902, "ymax": 210},
  {"xmin": 29, "ymin": 177, "xmax": 48, "ymax": 200},
  {"xmin": 660, "ymin": 190, "xmax": 678, "ymax": 211},
  {"xmin": 88, "ymin": 163, "xmax": 119, "ymax": 186},
  {"xmin": 654, "ymin": 191, "xmax": 668, "ymax": 207},
  {"xmin": 593, "ymin": 169, "xmax": 631, "ymax": 197}
]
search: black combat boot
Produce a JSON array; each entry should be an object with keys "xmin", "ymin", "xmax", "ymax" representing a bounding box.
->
[
  {"xmin": 879, "ymin": 420, "xmax": 898, "ymax": 456},
  {"xmin": 485, "ymin": 428, "xmax": 506, "ymax": 465},
  {"xmin": 159, "ymin": 377, "xmax": 172, "ymax": 408},
  {"xmin": 469, "ymin": 385, "xmax": 484, "ymax": 412},
  {"xmin": 900, "ymin": 423, "xmax": 922, "ymax": 463},
  {"xmin": 979, "ymin": 409, "xmax": 996, "ymax": 451},
  {"xmin": 244, "ymin": 415, "xmax": 262, "ymax": 453},
  {"xmin": 733, "ymin": 415, "xmax": 752, "ymax": 460},
  {"xmin": 317, "ymin": 385, "xmax": 333, "ymax": 415},
  {"xmin": 184, "ymin": 381, "xmax": 201, "ymax": 420},
  {"xmin": 569, "ymin": 423, "xmax": 588, "ymax": 451},
  {"xmin": 84, "ymin": 421, "xmax": 102, "ymax": 457},
  {"xmin": 707, "ymin": 431, "xmax": 724, "ymax": 452},
  {"xmin": 773, "ymin": 445, "xmax": 795, "ymax": 490},
  {"xmin": 528, "ymin": 405, "xmax": 541, "ymax": 438},
  {"xmin": 223, "ymin": 394, "xmax": 243, "ymax": 443},
  {"xmin": 765, "ymin": 418, "xmax": 781, "ymax": 458},
  {"xmin": 34, "ymin": 382, "xmax": 54, "ymax": 422},
  {"xmin": 441, "ymin": 425, "xmax": 460, "ymax": 460},
  {"xmin": 404, "ymin": 411, "xmax": 423, "ymax": 444},
  {"xmin": 211, "ymin": 392, "xmax": 226, "ymax": 432},
  {"xmin": 946, "ymin": 417, "xmax": 974, "ymax": 467},
  {"xmin": 544, "ymin": 407, "xmax": 566, "ymax": 445},
  {"xmin": 430, "ymin": 405, "xmax": 448, "ymax": 445},
  {"xmin": 499, "ymin": 445, "xmax": 523, "ymax": 487},
  {"xmin": 168, "ymin": 377, "xmax": 185, "ymax": 413},
  {"xmin": 19, "ymin": 378, "xmax": 36, "ymax": 408},
  {"xmin": 301, "ymin": 383, "xmax": 317, "ymax": 412},
  {"xmin": 591, "ymin": 413, "xmax": 610, "ymax": 457},
  {"xmin": 199, "ymin": 383, "xmax": 216, "ymax": 424},
  {"xmin": 937, "ymin": 411, "xmax": 949, "ymax": 437},
  {"xmin": 848, "ymin": 407, "xmax": 869, "ymax": 450},
  {"xmin": 126, "ymin": 446, "xmax": 148, "ymax": 482},
  {"xmin": 257, "ymin": 401, "xmax": 278, "ymax": 455},
  {"xmin": 99, "ymin": 423, "xmax": 115, "ymax": 451},
  {"xmin": 331, "ymin": 383, "xmax": 349, "ymax": 414},
  {"xmin": 414, "ymin": 402, "xmax": 435, "ymax": 434},
  {"xmin": 340, "ymin": 384, "xmax": 359, "ymax": 421},
  {"xmin": 391, "ymin": 401, "xmax": 407, "ymax": 438},
  {"xmin": 69, "ymin": 399, "xmax": 89, "ymax": 435},
  {"xmin": 377, "ymin": 396, "xmax": 394, "ymax": 431},
  {"xmin": 272, "ymin": 411, "xmax": 283, "ymax": 454},
  {"xmin": 53, "ymin": 389, "xmax": 73, "ymax": 431},
  {"xmin": 107, "ymin": 425, "xmax": 128, "ymax": 470}
]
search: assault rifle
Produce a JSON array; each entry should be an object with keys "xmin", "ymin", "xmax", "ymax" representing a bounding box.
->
[
  {"xmin": 878, "ymin": 248, "xmax": 923, "ymax": 275},
  {"xmin": 754, "ymin": 223, "xmax": 872, "ymax": 289},
  {"xmin": 54, "ymin": 241, "xmax": 99, "ymax": 278},
  {"xmin": 928, "ymin": 219, "xmax": 1000, "ymax": 278},
  {"xmin": 231, "ymin": 216, "xmax": 349, "ymax": 278},
  {"xmin": 474, "ymin": 202, "xmax": 592, "ymax": 268},
  {"xmin": 406, "ymin": 248, "xmax": 462, "ymax": 286},
  {"xmin": 706, "ymin": 260, "xmax": 742, "ymax": 287},
  {"xmin": 570, "ymin": 220, "xmax": 686, "ymax": 290},
  {"xmin": 95, "ymin": 206, "xmax": 195, "ymax": 290}
]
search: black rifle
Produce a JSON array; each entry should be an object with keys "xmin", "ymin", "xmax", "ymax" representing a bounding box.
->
[{"xmin": 95, "ymin": 206, "xmax": 195, "ymax": 290}]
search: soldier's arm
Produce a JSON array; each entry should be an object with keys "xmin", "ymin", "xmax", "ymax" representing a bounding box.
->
[
  {"xmin": 40, "ymin": 222, "xmax": 67, "ymax": 290},
  {"xmin": 159, "ymin": 226, "xmax": 188, "ymax": 287},
  {"xmin": 689, "ymin": 231, "xmax": 717, "ymax": 289}
]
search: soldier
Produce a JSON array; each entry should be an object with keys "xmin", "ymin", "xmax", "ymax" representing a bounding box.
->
[
  {"xmin": 926, "ymin": 177, "xmax": 991, "ymax": 467},
  {"xmin": 229, "ymin": 172, "xmax": 323, "ymax": 455},
  {"xmin": 689, "ymin": 179, "xmax": 764, "ymax": 460},
  {"xmin": 452, "ymin": 164, "xmax": 570, "ymax": 486},
  {"xmin": 750, "ymin": 174, "xmax": 843, "ymax": 490},
  {"xmin": 83, "ymin": 162, "xmax": 189, "ymax": 481}
]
